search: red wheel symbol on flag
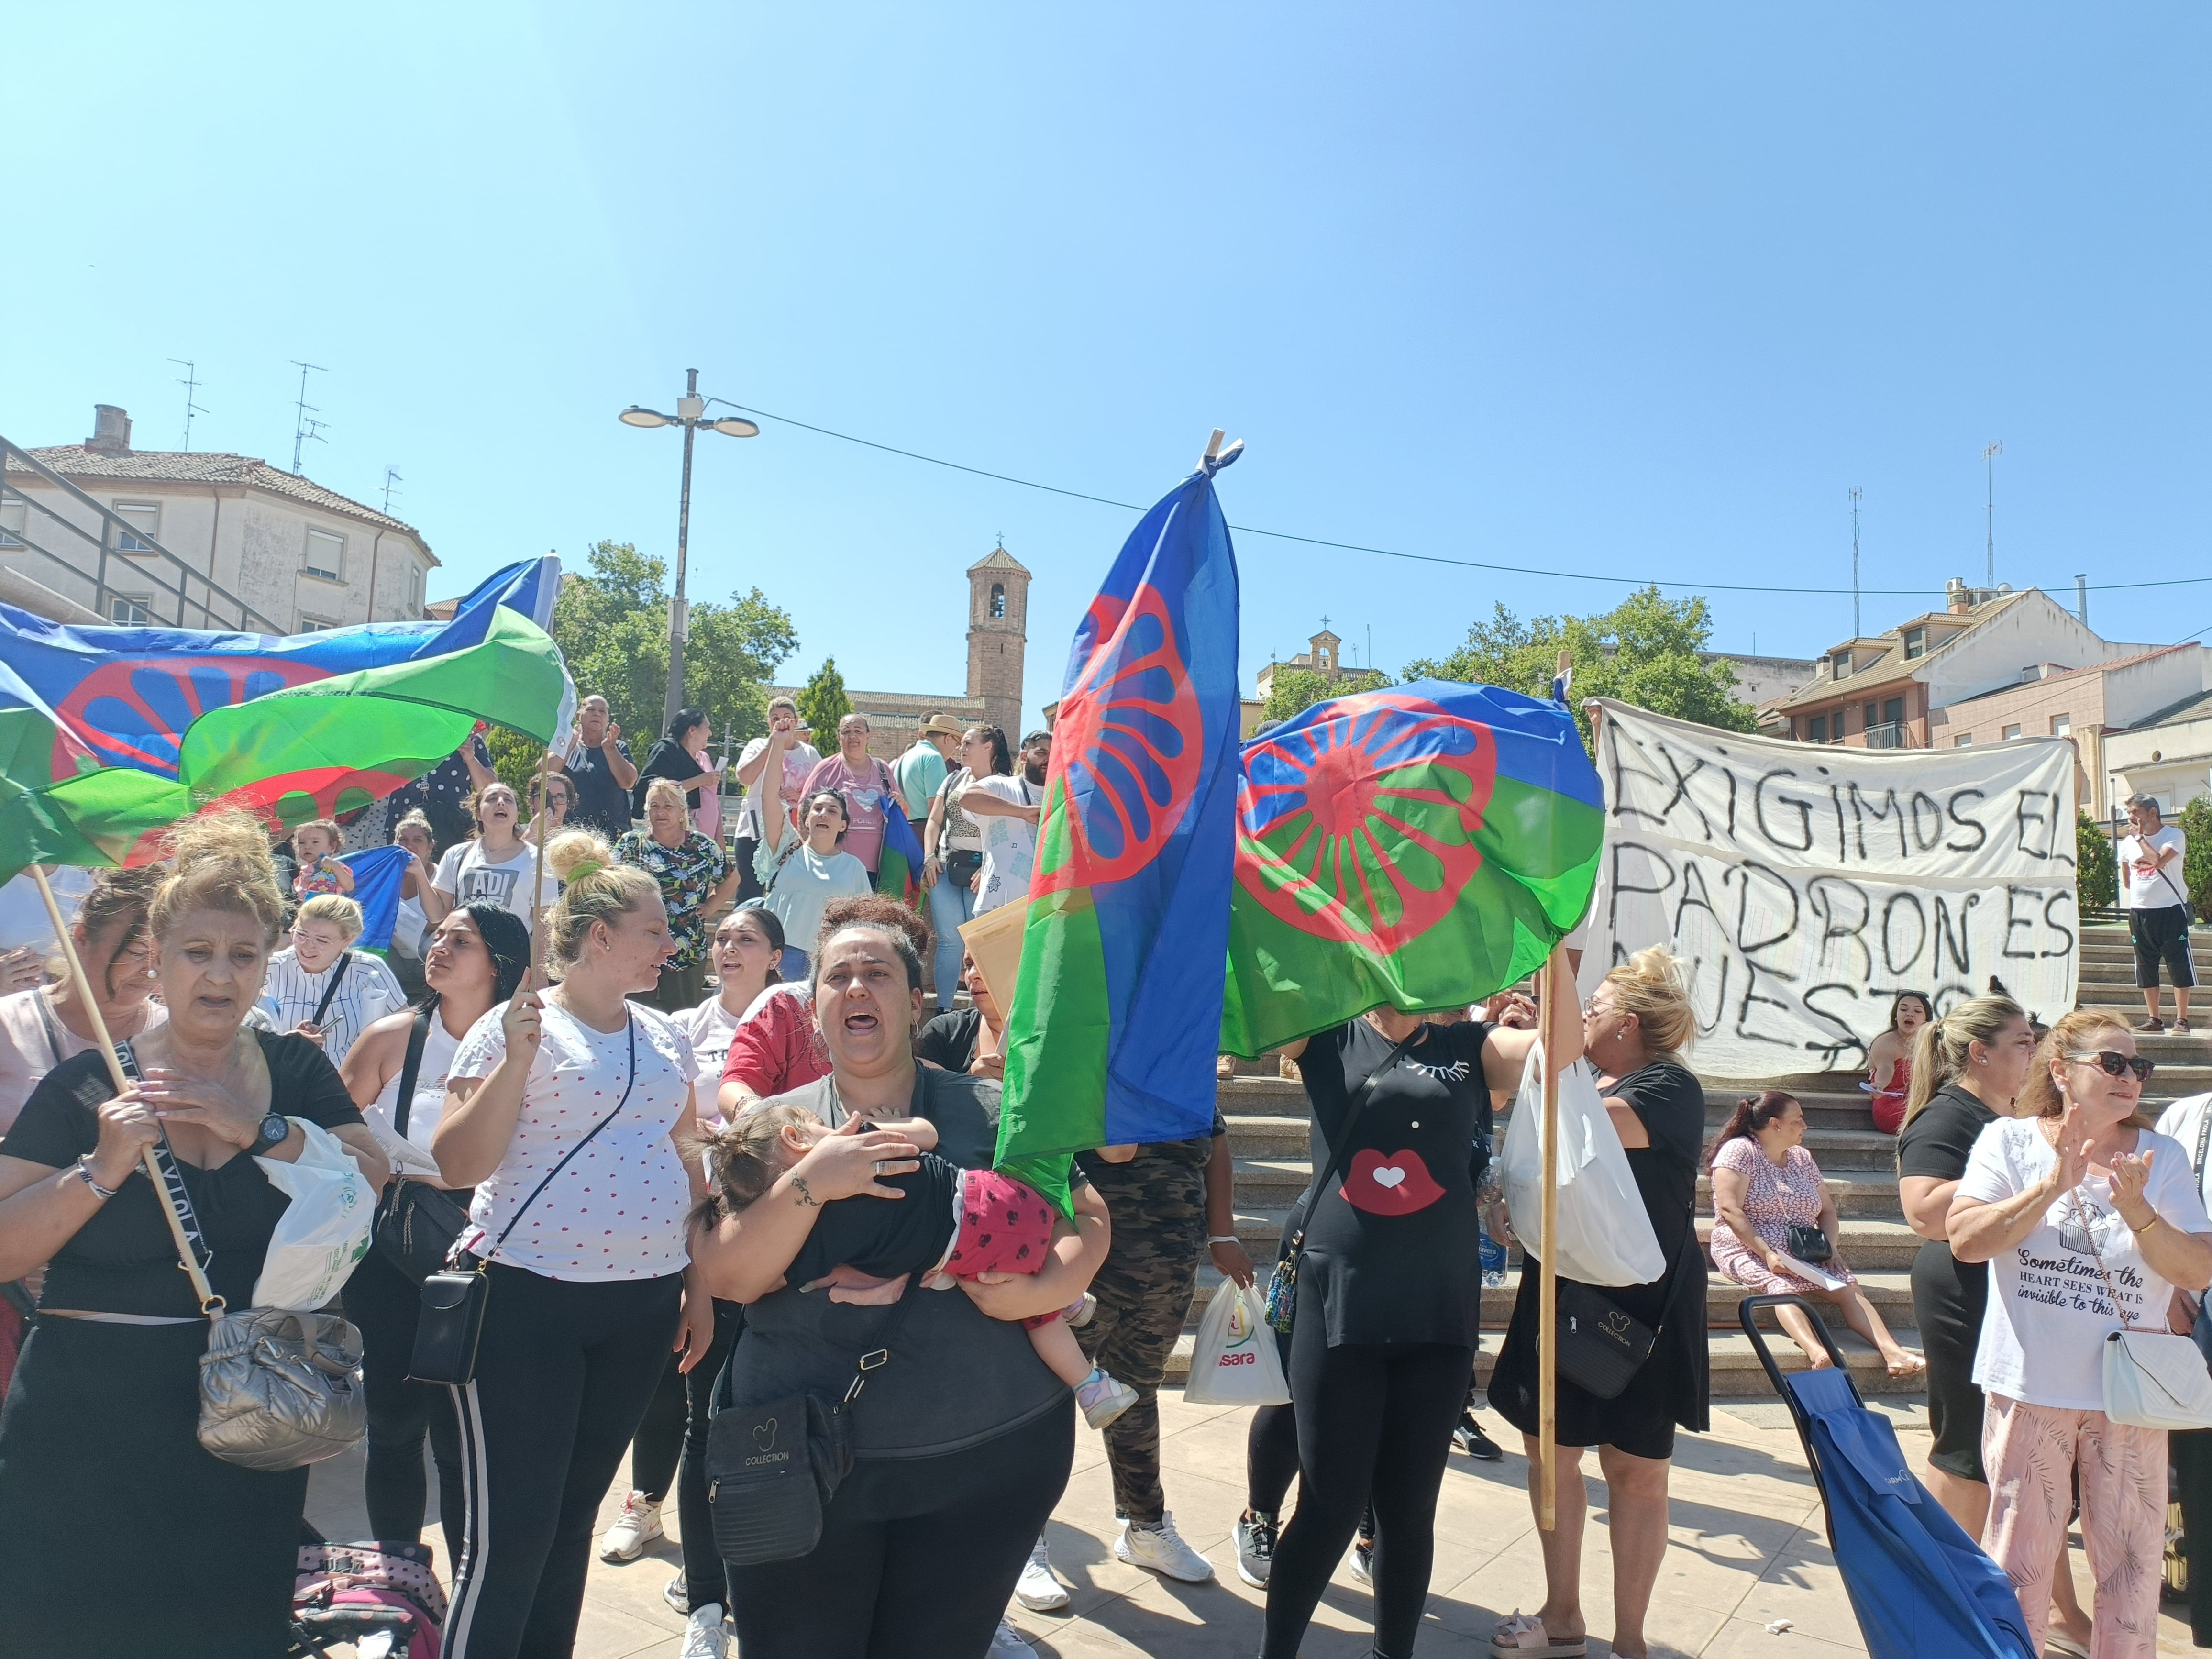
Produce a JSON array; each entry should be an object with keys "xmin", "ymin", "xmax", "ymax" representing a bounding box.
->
[
  {"xmin": 1037, "ymin": 583, "xmax": 1205, "ymax": 892},
  {"xmin": 53, "ymin": 657, "xmax": 329, "ymax": 778},
  {"xmin": 1234, "ymin": 692, "xmax": 1495, "ymax": 954}
]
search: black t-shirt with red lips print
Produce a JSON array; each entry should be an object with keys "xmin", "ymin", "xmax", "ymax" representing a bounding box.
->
[{"xmin": 1291, "ymin": 1017, "xmax": 1492, "ymax": 1350}]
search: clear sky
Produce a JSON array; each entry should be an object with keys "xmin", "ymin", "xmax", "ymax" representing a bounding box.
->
[{"xmin": 8, "ymin": 6, "xmax": 2211, "ymax": 729}]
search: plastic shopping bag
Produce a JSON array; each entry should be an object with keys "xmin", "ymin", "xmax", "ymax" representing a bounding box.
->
[
  {"xmin": 1499, "ymin": 1042, "xmax": 1666, "ymax": 1287},
  {"xmin": 1182, "ymin": 1283, "xmax": 1292, "ymax": 1407},
  {"xmin": 253, "ymin": 1118, "xmax": 376, "ymax": 1310}
]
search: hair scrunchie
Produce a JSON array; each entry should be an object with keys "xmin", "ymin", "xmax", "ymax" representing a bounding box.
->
[{"xmin": 566, "ymin": 856, "xmax": 604, "ymax": 881}]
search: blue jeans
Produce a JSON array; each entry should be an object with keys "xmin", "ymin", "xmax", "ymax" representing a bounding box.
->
[{"xmin": 926, "ymin": 872, "xmax": 975, "ymax": 1011}]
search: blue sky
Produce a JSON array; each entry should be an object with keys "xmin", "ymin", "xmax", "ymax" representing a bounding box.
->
[{"xmin": 8, "ymin": 6, "xmax": 2211, "ymax": 729}]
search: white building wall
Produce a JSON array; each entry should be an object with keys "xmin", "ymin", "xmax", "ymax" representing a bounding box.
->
[{"xmin": 1921, "ymin": 590, "xmax": 2162, "ymax": 710}]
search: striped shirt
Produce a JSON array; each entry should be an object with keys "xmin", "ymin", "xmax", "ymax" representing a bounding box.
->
[{"xmin": 258, "ymin": 947, "xmax": 409, "ymax": 1069}]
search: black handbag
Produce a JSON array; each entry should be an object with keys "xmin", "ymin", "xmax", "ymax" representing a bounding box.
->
[
  {"xmin": 1263, "ymin": 1028, "xmax": 1426, "ymax": 1335},
  {"xmin": 1785, "ymin": 1223, "xmax": 1833, "ymax": 1264},
  {"xmin": 1555, "ymin": 1279, "xmax": 1658, "ymax": 1401},
  {"xmin": 706, "ymin": 1286, "xmax": 919, "ymax": 1565},
  {"xmin": 408, "ymin": 1013, "xmax": 637, "ymax": 1386},
  {"xmin": 373, "ymin": 1007, "xmax": 474, "ymax": 1283},
  {"xmin": 942, "ymin": 850, "xmax": 983, "ymax": 889}
]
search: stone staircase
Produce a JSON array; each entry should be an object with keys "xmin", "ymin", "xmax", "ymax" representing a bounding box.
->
[{"xmin": 1169, "ymin": 921, "xmax": 2212, "ymax": 1400}]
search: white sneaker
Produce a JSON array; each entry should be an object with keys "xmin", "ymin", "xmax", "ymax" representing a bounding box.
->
[
  {"xmin": 663, "ymin": 1571, "xmax": 690, "ymax": 1614},
  {"xmin": 1115, "ymin": 1511, "xmax": 1215, "ymax": 1583},
  {"xmin": 1015, "ymin": 1536, "xmax": 1070, "ymax": 1611},
  {"xmin": 598, "ymin": 1491, "xmax": 663, "ymax": 1562},
  {"xmin": 677, "ymin": 1605, "xmax": 729, "ymax": 1659},
  {"xmin": 988, "ymin": 1616, "xmax": 1038, "ymax": 1657}
]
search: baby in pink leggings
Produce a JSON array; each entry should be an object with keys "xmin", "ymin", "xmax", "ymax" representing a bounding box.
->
[{"xmin": 699, "ymin": 1102, "xmax": 1138, "ymax": 1428}]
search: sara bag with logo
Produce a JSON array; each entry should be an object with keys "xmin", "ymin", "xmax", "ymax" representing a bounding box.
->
[
  {"xmin": 408, "ymin": 1014, "xmax": 637, "ymax": 1387},
  {"xmin": 706, "ymin": 1287, "xmax": 919, "ymax": 1565}
]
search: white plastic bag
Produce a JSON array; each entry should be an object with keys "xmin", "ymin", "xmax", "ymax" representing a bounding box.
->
[
  {"xmin": 1499, "ymin": 1041, "xmax": 1666, "ymax": 1287},
  {"xmin": 251, "ymin": 1118, "xmax": 376, "ymax": 1311},
  {"xmin": 1182, "ymin": 1283, "xmax": 1291, "ymax": 1406}
]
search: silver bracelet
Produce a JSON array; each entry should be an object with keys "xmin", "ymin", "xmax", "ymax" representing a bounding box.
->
[
  {"xmin": 73, "ymin": 1155, "xmax": 120, "ymax": 1202},
  {"xmin": 1206, "ymin": 1235, "xmax": 1241, "ymax": 1247}
]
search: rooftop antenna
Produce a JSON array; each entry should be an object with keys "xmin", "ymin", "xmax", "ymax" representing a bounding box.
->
[
  {"xmin": 1848, "ymin": 486, "xmax": 1863, "ymax": 638},
  {"xmin": 380, "ymin": 466, "xmax": 403, "ymax": 515},
  {"xmin": 290, "ymin": 361, "xmax": 329, "ymax": 474},
  {"xmin": 169, "ymin": 359, "xmax": 207, "ymax": 451},
  {"xmin": 1981, "ymin": 440, "xmax": 2003, "ymax": 588}
]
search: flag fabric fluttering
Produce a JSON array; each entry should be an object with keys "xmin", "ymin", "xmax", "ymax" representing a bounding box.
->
[
  {"xmin": 0, "ymin": 560, "xmax": 571, "ymax": 887},
  {"xmin": 1219, "ymin": 678, "xmax": 1604, "ymax": 1057},
  {"xmin": 874, "ymin": 797, "xmax": 930, "ymax": 910},
  {"xmin": 995, "ymin": 459, "xmax": 1244, "ymax": 1210},
  {"xmin": 339, "ymin": 845, "xmax": 417, "ymax": 952}
]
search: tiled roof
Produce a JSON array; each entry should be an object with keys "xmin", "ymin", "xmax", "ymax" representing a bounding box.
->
[
  {"xmin": 9, "ymin": 445, "xmax": 430, "ymax": 546},
  {"xmin": 1770, "ymin": 591, "xmax": 2032, "ymax": 711},
  {"xmin": 2114, "ymin": 686, "xmax": 2212, "ymax": 732},
  {"xmin": 966, "ymin": 546, "xmax": 1029, "ymax": 576}
]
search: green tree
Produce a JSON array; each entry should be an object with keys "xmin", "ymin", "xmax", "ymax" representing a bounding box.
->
[
  {"xmin": 1402, "ymin": 586, "xmax": 1757, "ymax": 752},
  {"xmin": 549, "ymin": 541, "xmax": 797, "ymax": 751},
  {"xmin": 796, "ymin": 657, "xmax": 852, "ymax": 742},
  {"xmin": 2179, "ymin": 796, "xmax": 2212, "ymax": 918},
  {"xmin": 2078, "ymin": 809, "xmax": 2119, "ymax": 914},
  {"xmin": 1262, "ymin": 667, "xmax": 1390, "ymax": 725}
]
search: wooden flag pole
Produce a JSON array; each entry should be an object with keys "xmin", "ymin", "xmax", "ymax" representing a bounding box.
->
[
  {"xmin": 1538, "ymin": 940, "xmax": 1563, "ymax": 1531},
  {"xmin": 28, "ymin": 864, "xmax": 219, "ymax": 1310},
  {"xmin": 531, "ymin": 752, "xmax": 553, "ymax": 973}
]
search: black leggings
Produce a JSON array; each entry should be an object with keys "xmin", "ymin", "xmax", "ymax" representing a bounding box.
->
[
  {"xmin": 1261, "ymin": 1314, "xmax": 1473, "ymax": 1659},
  {"xmin": 1246, "ymin": 1360, "xmax": 1481, "ymax": 1517},
  {"xmin": 662, "ymin": 1303, "xmax": 742, "ymax": 1611},
  {"xmin": 345, "ymin": 1244, "xmax": 466, "ymax": 1549},
  {"xmin": 727, "ymin": 1401, "xmax": 1073, "ymax": 1659},
  {"xmin": 442, "ymin": 1265, "xmax": 683, "ymax": 1659}
]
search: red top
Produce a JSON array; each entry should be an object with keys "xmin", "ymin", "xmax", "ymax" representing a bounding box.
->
[{"xmin": 721, "ymin": 985, "xmax": 831, "ymax": 1102}]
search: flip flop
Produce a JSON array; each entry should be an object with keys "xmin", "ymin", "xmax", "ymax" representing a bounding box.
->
[{"xmin": 1492, "ymin": 1611, "xmax": 1587, "ymax": 1658}]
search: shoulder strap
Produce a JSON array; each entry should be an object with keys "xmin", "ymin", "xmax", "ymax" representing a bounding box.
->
[
  {"xmin": 484, "ymin": 1012, "xmax": 640, "ymax": 1260},
  {"xmin": 2191, "ymin": 1103, "xmax": 2212, "ymax": 1187},
  {"xmin": 311, "ymin": 951, "xmax": 354, "ymax": 1028},
  {"xmin": 115, "ymin": 1039, "xmax": 220, "ymax": 1302},
  {"xmin": 2068, "ymin": 1186, "xmax": 2138, "ymax": 1331},
  {"xmin": 1285, "ymin": 1025, "xmax": 1427, "ymax": 1255},
  {"xmin": 392, "ymin": 1005, "xmax": 435, "ymax": 1140},
  {"xmin": 836, "ymin": 1275, "xmax": 925, "ymax": 1412},
  {"xmin": 33, "ymin": 987, "xmax": 70, "ymax": 1072}
]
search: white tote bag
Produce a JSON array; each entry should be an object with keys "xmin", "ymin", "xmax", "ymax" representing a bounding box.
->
[
  {"xmin": 1182, "ymin": 1283, "xmax": 1292, "ymax": 1407},
  {"xmin": 251, "ymin": 1118, "xmax": 376, "ymax": 1311},
  {"xmin": 1499, "ymin": 1042, "xmax": 1666, "ymax": 1287}
]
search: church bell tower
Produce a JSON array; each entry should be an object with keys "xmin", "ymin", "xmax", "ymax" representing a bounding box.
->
[{"xmin": 966, "ymin": 542, "xmax": 1031, "ymax": 740}]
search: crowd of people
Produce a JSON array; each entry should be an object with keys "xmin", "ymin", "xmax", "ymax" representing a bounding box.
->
[{"xmin": 0, "ymin": 698, "xmax": 2209, "ymax": 1659}]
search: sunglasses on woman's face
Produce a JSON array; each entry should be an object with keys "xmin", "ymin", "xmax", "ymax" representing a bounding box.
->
[{"xmin": 2069, "ymin": 1050, "xmax": 2156, "ymax": 1083}]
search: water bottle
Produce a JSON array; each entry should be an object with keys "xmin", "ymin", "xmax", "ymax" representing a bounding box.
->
[{"xmin": 1479, "ymin": 1222, "xmax": 1508, "ymax": 1289}]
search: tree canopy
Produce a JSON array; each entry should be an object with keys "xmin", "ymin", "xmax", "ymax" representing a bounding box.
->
[
  {"xmin": 796, "ymin": 657, "xmax": 852, "ymax": 741},
  {"xmin": 1402, "ymin": 586, "xmax": 1757, "ymax": 751},
  {"xmin": 1262, "ymin": 666, "xmax": 1390, "ymax": 725}
]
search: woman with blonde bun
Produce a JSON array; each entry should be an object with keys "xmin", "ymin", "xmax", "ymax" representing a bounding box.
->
[
  {"xmin": 0, "ymin": 812, "xmax": 383, "ymax": 1657},
  {"xmin": 429, "ymin": 830, "xmax": 715, "ymax": 1659},
  {"xmin": 1486, "ymin": 947, "xmax": 1710, "ymax": 1659}
]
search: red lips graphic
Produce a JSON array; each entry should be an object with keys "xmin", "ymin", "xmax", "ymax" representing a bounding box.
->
[{"xmin": 1340, "ymin": 1148, "xmax": 1446, "ymax": 1216}]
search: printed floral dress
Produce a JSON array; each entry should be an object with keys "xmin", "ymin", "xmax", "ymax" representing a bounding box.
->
[
  {"xmin": 614, "ymin": 830, "xmax": 731, "ymax": 968},
  {"xmin": 1706, "ymin": 1136, "xmax": 1856, "ymax": 1294}
]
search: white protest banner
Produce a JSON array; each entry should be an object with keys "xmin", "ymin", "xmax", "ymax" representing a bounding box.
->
[{"xmin": 1578, "ymin": 699, "xmax": 2079, "ymax": 1079}]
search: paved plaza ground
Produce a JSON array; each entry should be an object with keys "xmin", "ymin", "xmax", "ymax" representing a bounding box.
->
[{"xmin": 303, "ymin": 1383, "xmax": 2207, "ymax": 1657}]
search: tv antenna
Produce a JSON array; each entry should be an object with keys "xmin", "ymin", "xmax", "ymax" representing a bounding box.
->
[
  {"xmin": 169, "ymin": 359, "xmax": 208, "ymax": 451},
  {"xmin": 1981, "ymin": 440, "xmax": 2003, "ymax": 588},
  {"xmin": 290, "ymin": 361, "xmax": 329, "ymax": 474},
  {"xmin": 380, "ymin": 467, "xmax": 403, "ymax": 515},
  {"xmin": 1848, "ymin": 487, "xmax": 1863, "ymax": 638}
]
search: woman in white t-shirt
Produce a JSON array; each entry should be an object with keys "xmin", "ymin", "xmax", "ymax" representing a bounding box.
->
[
  {"xmin": 1950, "ymin": 1009, "xmax": 2212, "ymax": 1658},
  {"xmin": 431, "ymin": 782, "xmax": 550, "ymax": 936},
  {"xmin": 0, "ymin": 866, "xmax": 166, "ymax": 1134},
  {"xmin": 427, "ymin": 830, "xmax": 711, "ymax": 1659},
  {"xmin": 960, "ymin": 728, "xmax": 1048, "ymax": 915},
  {"xmin": 338, "ymin": 903, "xmax": 532, "ymax": 1553}
]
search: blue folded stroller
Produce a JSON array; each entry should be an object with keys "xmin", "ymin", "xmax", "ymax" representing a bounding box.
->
[{"xmin": 1739, "ymin": 1295, "xmax": 2034, "ymax": 1659}]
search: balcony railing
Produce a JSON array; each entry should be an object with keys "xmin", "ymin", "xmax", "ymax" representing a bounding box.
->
[{"xmin": 1865, "ymin": 722, "xmax": 1912, "ymax": 750}]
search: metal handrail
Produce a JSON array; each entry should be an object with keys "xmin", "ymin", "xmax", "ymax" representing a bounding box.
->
[{"xmin": 0, "ymin": 436, "xmax": 285, "ymax": 634}]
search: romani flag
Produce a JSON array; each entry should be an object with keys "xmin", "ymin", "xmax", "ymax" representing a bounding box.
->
[
  {"xmin": 0, "ymin": 558, "xmax": 571, "ymax": 885},
  {"xmin": 995, "ymin": 456, "xmax": 1243, "ymax": 1210},
  {"xmin": 1219, "ymin": 677, "xmax": 1604, "ymax": 1056}
]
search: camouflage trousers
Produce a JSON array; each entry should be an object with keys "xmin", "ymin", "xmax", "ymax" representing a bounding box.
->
[{"xmin": 1075, "ymin": 1168, "xmax": 1208, "ymax": 1526}]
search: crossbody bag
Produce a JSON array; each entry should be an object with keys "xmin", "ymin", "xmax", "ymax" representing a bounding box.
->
[
  {"xmin": 2154, "ymin": 859, "xmax": 2198, "ymax": 927},
  {"xmin": 1263, "ymin": 1028, "xmax": 1426, "ymax": 1335},
  {"xmin": 408, "ymin": 1012, "xmax": 638, "ymax": 1386},
  {"xmin": 1552, "ymin": 1224, "xmax": 1699, "ymax": 1401},
  {"xmin": 117, "ymin": 1039, "xmax": 367, "ymax": 1471},
  {"xmin": 2073, "ymin": 1186, "xmax": 2212, "ymax": 1430},
  {"xmin": 371, "ymin": 1006, "xmax": 474, "ymax": 1282},
  {"xmin": 706, "ymin": 1284, "xmax": 921, "ymax": 1566},
  {"xmin": 935, "ymin": 772, "xmax": 983, "ymax": 889}
]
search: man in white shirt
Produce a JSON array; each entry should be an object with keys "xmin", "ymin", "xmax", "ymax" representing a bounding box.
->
[
  {"xmin": 2120, "ymin": 793, "xmax": 2194, "ymax": 1035},
  {"xmin": 962, "ymin": 729, "xmax": 1050, "ymax": 914}
]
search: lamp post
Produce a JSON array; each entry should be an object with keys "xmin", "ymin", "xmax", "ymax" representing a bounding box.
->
[{"xmin": 619, "ymin": 368, "xmax": 760, "ymax": 732}]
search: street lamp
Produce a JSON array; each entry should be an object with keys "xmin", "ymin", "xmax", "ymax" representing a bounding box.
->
[{"xmin": 619, "ymin": 368, "xmax": 760, "ymax": 731}]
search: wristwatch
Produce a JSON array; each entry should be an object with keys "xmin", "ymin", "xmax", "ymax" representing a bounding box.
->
[{"xmin": 253, "ymin": 1114, "xmax": 290, "ymax": 1151}]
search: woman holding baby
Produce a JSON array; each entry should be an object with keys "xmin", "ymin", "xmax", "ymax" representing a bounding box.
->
[{"xmin": 690, "ymin": 914, "xmax": 1113, "ymax": 1659}]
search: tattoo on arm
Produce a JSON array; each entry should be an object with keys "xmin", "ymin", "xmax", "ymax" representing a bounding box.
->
[{"xmin": 790, "ymin": 1175, "xmax": 818, "ymax": 1209}]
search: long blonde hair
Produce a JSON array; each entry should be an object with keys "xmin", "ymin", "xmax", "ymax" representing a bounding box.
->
[
  {"xmin": 2018, "ymin": 1008, "xmax": 2156, "ymax": 1130},
  {"xmin": 1898, "ymin": 993, "xmax": 2024, "ymax": 1139},
  {"xmin": 1601, "ymin": 946, "xmax": 1696, "ymax": 1059},
  {"xmin": 540, "ymin": 830, "xmax": 660, "ymax": 973}
]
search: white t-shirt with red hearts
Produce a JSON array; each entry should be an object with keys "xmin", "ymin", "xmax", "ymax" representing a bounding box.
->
[{"xmin": 448, "ymin": 998, "xmax": 695, "ymax": 1282}]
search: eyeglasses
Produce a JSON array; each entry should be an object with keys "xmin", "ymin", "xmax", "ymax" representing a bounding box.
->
[{"xmin": 2068, "ymin": 1050, "xmax": 2156, "ymax": 1083}]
